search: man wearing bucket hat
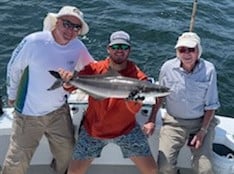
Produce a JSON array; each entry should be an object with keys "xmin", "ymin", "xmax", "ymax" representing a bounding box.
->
[
  {"xmin": 43, "ymin": 5, "xmax": 89, "ymax": 36},
  {"xmin": 58, "ymin": 30, "xmax": 158, "ymax": 174},
  {"xmin": 2, "ymin": 5, "xmax": 94, "ymax": 174},
  {"xmin": 144, "ymin": 32, "xmax": 220, "ymax": 174}
]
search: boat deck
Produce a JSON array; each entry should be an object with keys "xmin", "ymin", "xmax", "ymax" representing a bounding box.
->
[{"xmin": 0, "ymin": 164, "xmax": 195, "ymax": 174}]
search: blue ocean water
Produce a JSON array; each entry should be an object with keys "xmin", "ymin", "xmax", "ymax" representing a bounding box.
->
[{"xmin": 0, "ymin": 0, "xmax": 233, "ymax": 117}]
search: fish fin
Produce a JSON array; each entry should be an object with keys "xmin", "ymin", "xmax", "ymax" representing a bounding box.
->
[
  {"xmin": 47, "ymin": 70, "xmax": 63, "ymax": 90},
  {"xmin": 49, "ymin": 70, "xmax": 62, "ymax": 79}
]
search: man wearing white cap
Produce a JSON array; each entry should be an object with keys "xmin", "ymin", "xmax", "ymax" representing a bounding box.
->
[
  {"xmin": 59, "ymin": 30, "xmax": 158, "ymax": 174},
  {"xmin": 144, "ymin": 32, "xmax": 220, "ymax": 174},
  {"xmin": 2, "ymin": 5, "xmax": 94, "ymax": 174}
]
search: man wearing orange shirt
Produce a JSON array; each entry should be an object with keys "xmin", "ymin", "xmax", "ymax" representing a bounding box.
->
[{"xmin": 59, "ymin": 30, "xmax": 158, "ymax": 174}]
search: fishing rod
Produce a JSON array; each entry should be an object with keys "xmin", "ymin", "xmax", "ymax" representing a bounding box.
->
[
  {"xmin": 164, "ymin": 0, "xmax": 198, "ymax": 61},
  {"xmin": 0, "ymin": 96, "xmax": 3, "ymax": 115},
  {"xmin": 189, "ymin": 0, "xmax": 198, "ymax": 32}
]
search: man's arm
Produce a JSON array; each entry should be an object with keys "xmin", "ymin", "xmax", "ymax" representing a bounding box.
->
[
  {"xmin": 143, "ymin": 97, "xmax": 164, "ymax": 135},
  {"xmin": 7, "ymin": 38, "xmax": 29, "ymax": 106},
  {"xmin": 200, "ymin": 109, "xmax": 215, "ymax": 133},
  {"xmin": 190, "ymin": 109, "xmax": 216, "ymax": 149}
]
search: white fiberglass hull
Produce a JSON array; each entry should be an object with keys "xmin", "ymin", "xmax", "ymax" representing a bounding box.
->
[{"xmin": 0, "ymin": 90, "xmax": 233, "ymax": 173}]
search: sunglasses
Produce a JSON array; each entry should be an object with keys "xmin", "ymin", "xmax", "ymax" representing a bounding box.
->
[
  {"xmin": 110, "ymin": 44, "xmax": 130, "ymax": 50},
  {"xmin": 61, "ymin": 19, "xmax": 82, "ymax": 32},
  {"xmin": 178, "ymin": 47, "xmax": 196, "ymax": 53}
]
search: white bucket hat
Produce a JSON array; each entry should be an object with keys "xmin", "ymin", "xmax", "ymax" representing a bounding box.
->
[{"xmin": 43, "ymin": 6, "xmax": 89, "ymax": 35}]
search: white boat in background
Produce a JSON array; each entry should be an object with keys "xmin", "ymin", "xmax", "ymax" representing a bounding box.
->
[{"xmin": 0, "ymin": 89, "xmax": 234, "ymax": 174}]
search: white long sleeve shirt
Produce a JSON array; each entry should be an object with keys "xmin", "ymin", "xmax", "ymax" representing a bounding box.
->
[{"xmin": 7, "ymin": 31, "xmax": 94, "ymax": 116}]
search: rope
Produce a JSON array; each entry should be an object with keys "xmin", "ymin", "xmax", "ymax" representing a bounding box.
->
[{"xmin": 189, "ymin": 0, "xmax": 198, "ymax": 32}]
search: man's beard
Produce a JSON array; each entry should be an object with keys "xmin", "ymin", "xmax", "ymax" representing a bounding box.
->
[{"xmin": 112, "ymin": 58, "xmax": 126, "ymax": 64}]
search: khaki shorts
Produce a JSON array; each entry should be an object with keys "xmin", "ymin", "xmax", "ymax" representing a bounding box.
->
[
  {"xmin": 158, "ymin": 113, "xmax": 217, "ymax": 174},
  {"xmin": 2, "ymin": 104, "xmax": 74, "ymax": 174}
]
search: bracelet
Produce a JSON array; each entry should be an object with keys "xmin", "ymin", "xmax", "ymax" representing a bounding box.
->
[{"xmin": 200, "ymin": 127, "xmax": 208, "ymax": 134}]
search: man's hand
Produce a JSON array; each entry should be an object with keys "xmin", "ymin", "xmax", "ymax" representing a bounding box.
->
[
  {"xmin": 58, "ymin": 69, "xmax": 73, "ymax": 82},
  {"xmin": 189, "ymin": 130, "xmax": 206, "ymax": 149},
  {"xmin": 143, "ymin": 121, "xmax": 155, "ymax": 136},
  {"xmin": 58, "ymin": 69, "xmax": 74, "ymax": 88}
]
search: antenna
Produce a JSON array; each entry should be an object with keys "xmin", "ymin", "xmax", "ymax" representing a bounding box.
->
[{"xmin": 189, "ymin": 0, "xmax": 198, "ymax": 32}]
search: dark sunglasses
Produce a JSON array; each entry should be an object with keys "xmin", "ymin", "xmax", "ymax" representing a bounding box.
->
[
  {"xmin": 178, "ymin": 47, "xmax": 196, "ymax": 53},
  {"xmin": 110, "ymin": 44, "xmax": 130, "ymax": 50},
  {"xmin": 61, "ymin": 19, "xmax": 82, "ymax": 32}
]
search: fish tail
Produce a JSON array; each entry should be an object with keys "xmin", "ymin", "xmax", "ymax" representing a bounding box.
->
[{"xmin": 47, "ymin": 70, "xmax": 63, "ymax": 90}]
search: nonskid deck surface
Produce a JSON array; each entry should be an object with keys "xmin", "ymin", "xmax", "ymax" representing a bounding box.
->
[{"xmin": 0, "ymin": 165, "xmax": 195, "ymax": 174}]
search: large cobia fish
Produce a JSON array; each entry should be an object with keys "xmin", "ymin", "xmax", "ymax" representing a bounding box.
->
[{"xmin": 48, "ymin": 70, "xmax": 170, "ymax": 101}]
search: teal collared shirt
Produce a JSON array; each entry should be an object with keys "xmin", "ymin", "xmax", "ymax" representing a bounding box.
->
[{"xmin": 159, "ymin": 57, "xmax": 220, "ymax": 119}]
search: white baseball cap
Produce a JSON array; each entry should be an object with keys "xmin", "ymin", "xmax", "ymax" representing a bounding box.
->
[
  {"xmin": 175, "ymin": 32, "xmax": 200, "ymax": 48},
  {"xmin": 109, "ymin": 31, "xmax": 131, "ymax": 46},
  {"xmin": 175, "ymin": 32, "xmax": 203, "ymax": 58}
]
